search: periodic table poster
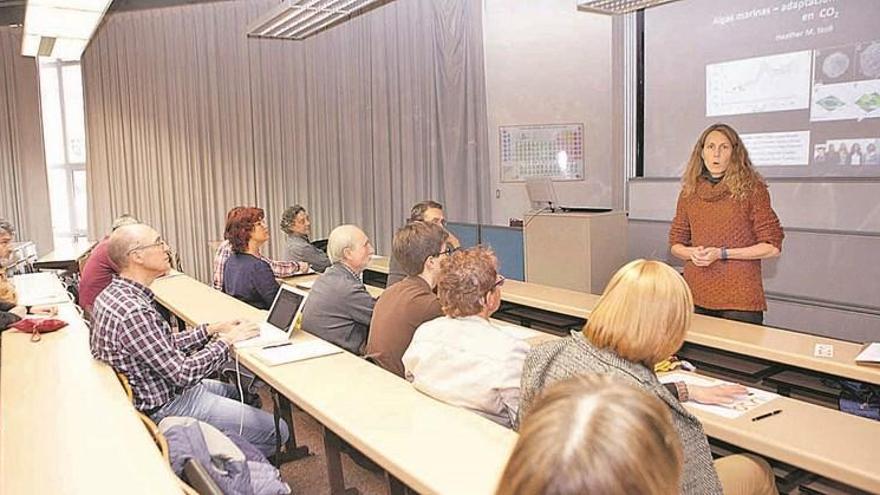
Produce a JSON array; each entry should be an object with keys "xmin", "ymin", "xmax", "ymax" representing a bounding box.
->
[{"xmin": 500, "ymin": 123, "xmax": 585, "ymax": 182}]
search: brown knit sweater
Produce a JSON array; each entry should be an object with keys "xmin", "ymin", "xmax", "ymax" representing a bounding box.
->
[{"xmin": 669, "ymin": 178, "xmax": 784, "ymax": 311}]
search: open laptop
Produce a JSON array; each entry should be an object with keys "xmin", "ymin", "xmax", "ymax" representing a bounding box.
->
[{"xmin": 234, "ymin": 285, "xmax": 308, "ymax": 349}]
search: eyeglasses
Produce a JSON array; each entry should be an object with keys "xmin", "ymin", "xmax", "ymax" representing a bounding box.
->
[
  {"xmin": 432, "ymin": 246, "xmax": 459, "ymax": 258},
  {"xmin": 127, "ymin": 238, "xmax": 167, "ymax": 255},
  {"xmin": 494, "ymin": 275, "xmax": 506, "ymax": 289}
]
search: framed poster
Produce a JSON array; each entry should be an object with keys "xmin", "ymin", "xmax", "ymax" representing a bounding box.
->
[{"xmin": 500, "ymin": 123, "xmax": 585, "ymax": 182}]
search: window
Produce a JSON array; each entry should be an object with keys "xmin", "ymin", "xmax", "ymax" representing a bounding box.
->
[{"xmin": 39, "ymin": 60, "xmax": 88, "ymax": 243}]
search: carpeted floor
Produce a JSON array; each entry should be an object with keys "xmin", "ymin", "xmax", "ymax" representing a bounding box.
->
[{"xmin": 259, "ymin": 388, "xmax": 388, "ymax": 495}]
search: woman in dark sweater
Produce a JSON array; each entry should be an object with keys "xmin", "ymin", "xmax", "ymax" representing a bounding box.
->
[{"xmin": 221, "ymin": 207, "xmax": 280, "ymax": 310}]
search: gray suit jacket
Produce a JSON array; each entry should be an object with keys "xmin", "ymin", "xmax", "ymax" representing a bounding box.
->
[
  {"xmin": 285, "ymin": 234, "xmax": 331, "ymax": 273},
  {"xmin": 520, "ymin": 332, "xmax": 723, "ymax": 495},
  {"xmin": 301, "ymin": 263, "xmax": 375, "ymax": 354}
]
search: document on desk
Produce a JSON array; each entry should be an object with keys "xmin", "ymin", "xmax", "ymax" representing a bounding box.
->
[
  {"xmin": 659, "ymin": 371, "xmax": 779, "ymax": 419},
  {"xmin": 12, "ymin": 273, "xmax": 70, "ymax": 306},
  {"xmin": 295, "ymin": 279, "xmax": 315, "ymax": 290},
  {"xmin": 256, "ymin": 340, "xmax": 343, "ymax": 366},
  {"xmin": 855, "ymin": 343, "xmax": 880, "ymax": 365}
]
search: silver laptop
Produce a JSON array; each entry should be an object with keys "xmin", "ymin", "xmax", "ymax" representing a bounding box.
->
[{"xmin": 234, "ymin": 285, "xmax": 308, "ymax": 349}]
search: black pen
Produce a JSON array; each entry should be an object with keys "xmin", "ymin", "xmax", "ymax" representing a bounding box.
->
[
  {"xmin": 263, "ymin": 342, "xmax": 293, "ymax": 350},
  {"xmin": 751, "ymin": 409, "xmax": 782, "ymax": 422}
]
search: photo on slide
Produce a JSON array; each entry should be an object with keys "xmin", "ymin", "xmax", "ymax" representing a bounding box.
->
[
  {"xmin": 811, "ymin": 79, "xmax": 880, "ymax": 122},
  {"xmin": 812, "ymin": 40, "xmax": 880, "ymax": 122},
  {"xmin": 814, "ymin": 45, "xmax": 856, "ymax": 85},
  {"xmin": 813, "ymin": 138, "xmax": 880, "ymax": 166}
]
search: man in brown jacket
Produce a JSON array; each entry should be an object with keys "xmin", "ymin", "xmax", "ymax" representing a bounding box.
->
[{"xmin": 366, "ymin": 222, "xmax": 451, "ymax": 377}]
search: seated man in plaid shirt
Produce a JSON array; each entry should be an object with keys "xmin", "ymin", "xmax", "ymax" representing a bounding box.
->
[{"xmin": 90, "ymin": 223, "xmax": 288, "ymax": 457}]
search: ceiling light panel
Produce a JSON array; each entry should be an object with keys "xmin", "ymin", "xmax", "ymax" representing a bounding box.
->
[
  {"xmin": 576, "ymin": 0, "xmax": 681, "ymax": 15},
  {"xmin": 21, "ymin": 0, "xmax": 113, "ymax": 60},
  {"xmin": 248, "ymin": 0, "xmax": 382, "ymax": 41}
]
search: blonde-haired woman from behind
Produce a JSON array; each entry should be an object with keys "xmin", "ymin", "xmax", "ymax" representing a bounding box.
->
[{"xmin": 497, "ymin": 373, "xmax": 683, "ymax": 495}]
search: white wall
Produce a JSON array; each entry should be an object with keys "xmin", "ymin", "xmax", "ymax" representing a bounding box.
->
[{"xmin": 481, "ymin": 0, "xmax": 614, "ymax": 225}]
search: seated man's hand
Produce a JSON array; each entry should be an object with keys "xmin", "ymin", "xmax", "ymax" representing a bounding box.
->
[
  {"xmin": 219, "ymin": 321, "xmax": 260, "ymax": 344},
  {"xmin": 30, "ymin": 305, "xmax": 58, "ymax": 316},
  {"xmin": 688, "ymin": 383, "xmax": 749, "ymax": 405},
  {"xmin": 207, "ymin": 319, "xmax": 245, "ymax": 335}
]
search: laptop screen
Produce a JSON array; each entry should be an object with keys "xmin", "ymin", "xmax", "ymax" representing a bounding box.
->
[{"xmin": 267, "ymin": 288, "xmax": 305, "ymax": 331}]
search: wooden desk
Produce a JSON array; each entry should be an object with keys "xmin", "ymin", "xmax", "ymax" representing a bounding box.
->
[
  {"xmin": 34, "ymin": 239, "xmax": 95, "ymax": 272},
  {"xmin": 152, "ymin": 273, "xmax": 518, "ymax": 495},
  {"xmin": 0, "ymin": 303, "xmax": 181, "ymax": 494},
  {"xmin": 686, "ymin": 386, "xmax": 880, "ymax": 493},
  {"xmin": 367, "ymin": 256, "xmax": 880, "ymax": 386},
  {"xmin": 281, "ymin": 273, "xmax": 384, "ymax": 299}
]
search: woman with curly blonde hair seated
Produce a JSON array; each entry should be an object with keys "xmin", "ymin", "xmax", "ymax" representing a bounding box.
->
[
  {"xmin": 402, "ymin": 246, "xmax": 529, "ymax": 428},
  {"xmin": 497, "ymin": 374, "xmax": 683, "ymax": 495}
]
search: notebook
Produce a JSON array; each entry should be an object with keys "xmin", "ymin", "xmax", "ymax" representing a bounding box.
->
[
  {"xmin": 257, "ymin": 339, "xmax": 343, "ymax": 366},
  {"xmin": 233, "ymin": 285, "xmax": 308, "ymax": 349},
  {"xmin": 12, "ymin": 273, "xmax": 71, "ymax": 306},
  {"xmin": 855, "ymin": 343, "xmax": 880, "ymax": 366}
]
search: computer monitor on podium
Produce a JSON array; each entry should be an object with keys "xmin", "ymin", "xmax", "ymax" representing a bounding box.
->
[{"xmin": 525, "ymin": 177, "xmax": 558, "ymax": 212}]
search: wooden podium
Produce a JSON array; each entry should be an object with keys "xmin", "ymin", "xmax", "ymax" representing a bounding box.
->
[{"xmin": 523, "ymin": 211, "xmax": 627, "ymax": 293}]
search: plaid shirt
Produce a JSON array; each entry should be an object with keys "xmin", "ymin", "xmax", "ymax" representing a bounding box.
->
[
  {"xmin": 212, "ymin": 240, "xmax": 305, "ymax": 290},
  {"xmin": 90, "ymin": 276, "xmax": 229, "ymax": 412}
]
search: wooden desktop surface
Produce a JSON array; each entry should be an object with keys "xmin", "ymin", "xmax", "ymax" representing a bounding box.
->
[
  {"xmin": 36, "ymin": 239, "xmax": 95, "ymax": 265},
  {"xmin": 688, "ymin": 396, "xmax": 880, "ymax": 493},
  {"xmin": 151, "ymin": 273, "xmax": 517, "ymax": 495},
  {"xmin": 367, "ymin": 256, "xmax": 880, "ymax": 386},
  {"xmin": 0, "ymin": 302, "xmax": 181, "ymax": 494}
]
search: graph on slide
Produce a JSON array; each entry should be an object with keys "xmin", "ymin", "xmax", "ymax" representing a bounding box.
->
[{"xmin": 706, "ymin": 51, "xmax": 812, "ymax": 117}]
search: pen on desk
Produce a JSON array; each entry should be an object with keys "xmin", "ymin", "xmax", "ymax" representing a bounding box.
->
[
  {"xmin": 263, "ymin": 342, "xmax": 293, "ymax": 350},
  {"xmin": 751, "ymin": 409, "xmax": 782, "ymax": 422}
]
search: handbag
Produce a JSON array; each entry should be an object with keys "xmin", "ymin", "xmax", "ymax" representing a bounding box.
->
[{"xmin": 9, "ymin": 317, "xmax": 68, "ymax": 342}]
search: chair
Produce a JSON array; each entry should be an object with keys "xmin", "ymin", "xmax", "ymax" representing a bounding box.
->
[
  {"xmin": 207, "ymin": 240, "xmax": 224, "ymax": 259},
  {"xmin": 183, "ymin": 458, "xmax": 224, "ymax": 495},
  {"xmin": 139, "ymin": 413, "xmax": 207, "ymax": 495},
  {"xmin": 138, "ymin": 411, "xmax": 170, "ymax": 462},
  {"xmin": 115, "ymin": 371, "xmax": 134, "ymax": 403}
]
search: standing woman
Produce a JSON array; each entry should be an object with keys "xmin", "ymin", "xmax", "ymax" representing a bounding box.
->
[{"xmin": 669, "ymin": 124, "xmax": 783, "ymax": 325}]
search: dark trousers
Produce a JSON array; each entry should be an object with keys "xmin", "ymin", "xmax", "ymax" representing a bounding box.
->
[{"xmin": 695, "ymin": 306, "xmax": 763, "ymax": 325}]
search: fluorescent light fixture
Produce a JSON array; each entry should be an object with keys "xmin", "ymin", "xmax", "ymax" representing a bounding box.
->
[
  {"xmin": 248, "ymin": 0, "xmax": 383, "ymax": 41},
  {"xmin": 21, "ymin": 0, "xmax": 113, "ymax": 60},
  {"xmin": 576, "ymin": 0, "xmax": 682, "ymax": 15}
]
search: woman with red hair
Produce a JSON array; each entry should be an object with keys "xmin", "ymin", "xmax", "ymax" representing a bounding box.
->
[{"xmin": 222, "ymin": 207, "xmax": 280, "ymax": 310}]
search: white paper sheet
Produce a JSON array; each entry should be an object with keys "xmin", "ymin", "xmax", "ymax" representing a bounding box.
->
[
  {"xmin": 856, "ymin": 343, "xmax": 880, "ymax": 364},
  {"xmin": 659, "ymin": 371, "xmax": 779, "ymax": 419},
  {"xmin": 256, "ymin": 339, "xmax": 342, "ymax": 366}
]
